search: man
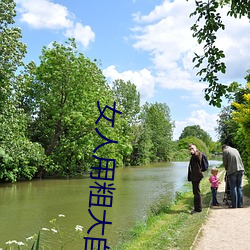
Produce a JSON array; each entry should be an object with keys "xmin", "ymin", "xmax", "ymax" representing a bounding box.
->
[
  {"xmin": 188, "ymin": 143, "xmax": 204, "ymax": 214},
  {"xmin": 222, "ymin": 144, "xmax": 244, "ymax": 208}
]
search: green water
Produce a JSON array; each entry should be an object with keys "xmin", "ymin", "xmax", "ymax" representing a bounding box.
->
[{"xmin": 0, "ymin": 160, "xmax": 221, "ymax": 249}]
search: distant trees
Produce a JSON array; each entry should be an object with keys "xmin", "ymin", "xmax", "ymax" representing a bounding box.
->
[
  {"xmin": 177, "ymin": 125, "xmax": 211, "ymax": 157},
  {"xmin": 139, "ymin": 102, "xmax": 174, "ymax": 163},
  {"xmin": 179, "ymin": 125, "xmax": 212, "ymax": 146},
  {"xmin": 216, "ymin": 106, "xmax": 240, "ymax": 147},
  {"xmin": 178, "ymin": 136, "xmax": 209, "ymax": 156},
  {"xmin": 0, "ymin": 1, "xmax": 176, "ymax": 181},
  {"xmin": 1, "ymin": 0, "xmax": 221, "ymax": 182}
]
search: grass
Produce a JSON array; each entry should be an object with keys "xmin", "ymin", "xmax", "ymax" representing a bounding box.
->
[{"xmin": 112, "ymin": 169, "xmax": 225, "ymax": 250}]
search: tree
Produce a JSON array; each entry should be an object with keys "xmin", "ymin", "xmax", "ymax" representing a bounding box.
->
[
  {"xmin": 190, "ymin": 0, "xmax": 250, "ymax": 107},
  {"xmin": 24, "ymin": 39, "xmax": 129, "ymax": 176},
  {"xmin": 216, "ymin": 72, "xmax": 250, "ymax": 149},
  {"xmin": 216, "ymin": 106, "xmax": 240, "ymax": 147},
  {"xmin": 231, "ymin": 79, "xmax": 250, "ymax": 176},
  {"xmin": 112, "ymin": 79, "xmax": 140, "ymax": 125},
  {"xmin": 179, "ymin": 125, "xmax": 212, "ymax": 146},
  {"xmin": 111, "ymin": 79, "xmax": 141, "ymax": 165},
  {"xmin": 0, "ymin": 0, "xmax": 27, "ymax": 109},
  {"xmin": 139, "ymin": 102, "xmax": 174, "ymax": 162},
  {"xmin": 0, "ymin": 0, "xmax": 48, "ymax": 182},
  {"xmin": 178, "ymin": 136, "xmax": 209, "ymax": 156}
]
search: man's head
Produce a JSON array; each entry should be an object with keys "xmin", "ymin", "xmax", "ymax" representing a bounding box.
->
[{"xmin": 188, "ymin": 143, "xmax": 197, "ymax": 155}]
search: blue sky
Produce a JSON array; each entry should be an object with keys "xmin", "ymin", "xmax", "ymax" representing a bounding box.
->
[{"xmin": 14, "ymin": 0, "xmax": 250, "ymax": 141}]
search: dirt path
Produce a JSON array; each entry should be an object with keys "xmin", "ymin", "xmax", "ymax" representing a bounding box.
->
[{"xmin": 192, "ymin": 174, "xmax": 250, "ymax": 250}]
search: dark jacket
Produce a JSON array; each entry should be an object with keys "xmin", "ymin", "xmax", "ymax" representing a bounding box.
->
[{"xmin": 188, "ymin": 150, "xmax": 204, "ymax": 182}]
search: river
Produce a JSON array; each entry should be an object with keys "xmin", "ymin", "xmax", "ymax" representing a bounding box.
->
[{"xmin": 0, "ymin": 159, "xmax": 222, "ymax": 249}]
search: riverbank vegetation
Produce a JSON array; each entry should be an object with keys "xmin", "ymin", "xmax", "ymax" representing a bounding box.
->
[
  {"xmin": 0, "ymin": 1, "xmax": 249, "ymax": 184},
  {"xmin": 112, "ymin": 168, "xmax": 225, "ymax": 249}
]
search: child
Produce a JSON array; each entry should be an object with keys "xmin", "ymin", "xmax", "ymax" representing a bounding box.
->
[{"xmin": 209, "ymin": 168, "xmax": 220, "ymax": 206}]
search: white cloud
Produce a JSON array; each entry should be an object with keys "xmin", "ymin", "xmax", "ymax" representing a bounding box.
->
[
  {"xmin": 130, "ymin": 0, "xmax": 250, "ymax": 96},
  {"xmin": 65, "ymin": 22, "xmax": 95, "ymax": 48},
  {"xmin": 16, "ymin": 0, "xmax": 73, "ymax": 29},
  {"xmin": 103, "ymin": 65, "xmax": 155, "ymax": 103},
  {"xmin": 214, "ymin": 7, "xmax": 250, "ymax": 81},
  {"xmin": 173, "ymin": 110, "xmax": 219, "ymax": 141},
  {"xmin": 16, "ymin": 0, "xmax": 95, "ymax": 48}
]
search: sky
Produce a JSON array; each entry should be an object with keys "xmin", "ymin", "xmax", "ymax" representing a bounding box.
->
[{"xmin": 14, "ymin": 0, "xmax": 250, "ymax": 141}]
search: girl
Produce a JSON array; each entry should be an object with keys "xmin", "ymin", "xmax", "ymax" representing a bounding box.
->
[{"xmin": 209, "ymin": 168, "xmax": 220, "ymax": 206}]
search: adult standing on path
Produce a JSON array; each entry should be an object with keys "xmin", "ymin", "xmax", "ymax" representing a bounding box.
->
[
  {"xmin": 193, "ymin": 175, "xmax": 250, "ymax": 250},
  {"xmin": 188, "ymin": 143, "xmax": 204, "ymax": 214},
  {"xmin": 222, "ymin": 144, "xmax": 244, "ymax": 208}
]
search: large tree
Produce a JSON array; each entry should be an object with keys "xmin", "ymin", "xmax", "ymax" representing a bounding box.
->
[
  {"xmin": 112, "ymin": 79, "xmax": 140, "ymax": 125},
  {"xmin": 111, "ymin": 79, "xmax": 140, "ymax": 165},
  {"xmin": 190, "ymin": 0, "xmax": 250, "ymax": 107},
  {"xmin": 0, "ymin": 0, "xmax": 27, "ymax": 108},
  {"xmin": 24, "ymin": 39, "xmax": 129, "ymax": 175},
  {"xmin": 139, "ymin": 102, "xmax": 174, "ymax": 162},
  {"xmin": 0, "ymin": 0, "xmax": 47, "ymax": 182}
]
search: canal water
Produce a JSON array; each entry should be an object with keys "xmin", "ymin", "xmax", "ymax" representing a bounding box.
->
[{"xmin": 0, "ymin": 160, "xmax": 221, "ymax": 249}]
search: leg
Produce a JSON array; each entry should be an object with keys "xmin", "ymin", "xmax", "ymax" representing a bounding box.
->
[
  {"xmin": 192, "ymin": 181, "xmax": 202, "ymax": 212},
  {"xmin": 211, "ymin": 187, "xmax": 218, "ymax": 205},
  {"xmin": 228, "ymin": 172, "xmax": 237, "ymax": 208},
  {"xmin": 236, "ymin": 170, "xmax": 244, "ymax": 207}
]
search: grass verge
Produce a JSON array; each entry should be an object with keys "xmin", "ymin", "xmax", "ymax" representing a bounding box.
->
[{"xmin": 112, "ymin": 169, "xmax": 225, "ymax": 250}]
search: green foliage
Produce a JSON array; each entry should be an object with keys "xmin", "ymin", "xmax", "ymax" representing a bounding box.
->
[
  {"xmin": 216, "ymin": 106, "xmax": 240, "ymax": 147},
  {"xmin": 112, "ymin": 79, "xmax": 140, "ymax": 125},
  {"xmin": 231, "ymin": 79, "xmax": 250, "ymax": 177},
  {"xmin": 209, "ymin": 141, "xmax": 222, "ymax": 154},
  {"xmin": 31, "ymin": 231, "xmax": 40, "ymax": 250},
  {"xmin": 0, "ymin": 0, "xmax": 192, "ymax": 181},
  {"xmin": 23, "ymin": 39, "xmax": 129, "ymax": 175},
  {"xmin": 179, "ymin": 125, "xmax": 212, "ymax": 146},
  {"xmin": 0, "ymin": 0, "xmax": 48, "ymax": 182},
  {"xmin": 0, "ymin": 108, "xmax": 50, "ymax": 182},
  {"xmin": 223, "ymin": 0, "xmax": 250, "ymax": 19},
  {"xmin": 0, "ymin": 0, "xmax": 27, "ymax": 107},
  {"xmin": 216, "ymin": 72, "xmax": 250, "ymax": 177},
  {"xmin": 129, "ymin": 123, "xmax": 153, "ymax": 165},
  {"xmin": 112, "ymin": 79, "xmax": 140, "ymax": 165},
  {"xmin": 190, "ymin": 0, "xmax": 250, "ymax": 107},
  {"xmin": 178, "ymin": 136, "xmax": 209, "ymax": 156},
  {"xmin": 139, "ymin": 102, "xmax": 174, "ymax": 163}
]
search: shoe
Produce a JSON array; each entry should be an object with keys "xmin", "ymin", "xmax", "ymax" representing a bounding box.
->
[
  {"xmin": 228, "ymin": 205, "xmax": 236, "ymax": 208},
  {"xmin": 212, "ymin": 203, "xmax": 220, "ymax": 206},
  {"xmin": 190, "ymin": 209, "xmax": 201, "ymax": 214}
]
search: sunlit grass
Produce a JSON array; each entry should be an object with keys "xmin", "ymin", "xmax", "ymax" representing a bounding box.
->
[{"xmin": 112, "ymin": 172, "xmax": 221, "ymax": 250}]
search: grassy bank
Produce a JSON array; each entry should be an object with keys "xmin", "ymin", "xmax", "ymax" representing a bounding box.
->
[{"xmin": 112, "ymin": 169, "xmax": 225, "ymax": 250}]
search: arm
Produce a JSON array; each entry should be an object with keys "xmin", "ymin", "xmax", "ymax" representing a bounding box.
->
[
  {"xmin": 209, "ymin": 175, "xmax": 219, "ymax": 185},
  {"xmin": 222, "ymin": 152, "xmax": 228, "ymax": 171}
]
